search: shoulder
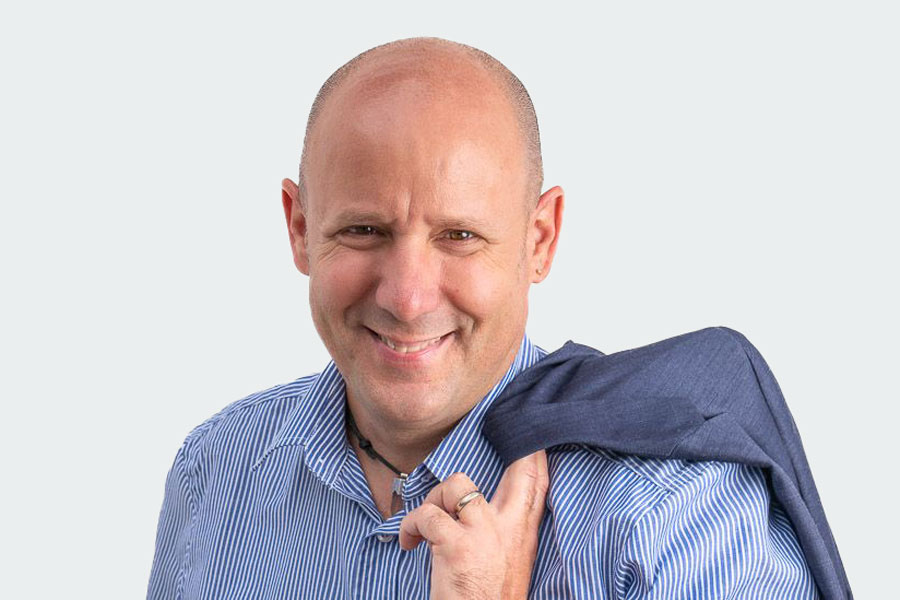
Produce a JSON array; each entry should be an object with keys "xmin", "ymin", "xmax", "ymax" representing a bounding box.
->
[
  {"xmin": 547, "ymin": 444, "xmax": 770, "ymax": 541},
  {"xmin": 637, "ymin": 325, "xmax": 766, "ymax": 376},
  {"xmin": 174, "ymin": 372, "xmax": 321, "ymax": 475},
  {"xmin": 657, "ymin": 325, "xmax": 765, "ymax": 371},
  {"xmin": 666, "ymin": 324, "xmax": 756, "ymax": 350}
]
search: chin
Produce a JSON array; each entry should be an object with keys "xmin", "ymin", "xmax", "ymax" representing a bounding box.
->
[{"xmin": 364, "ymin": 379, "xmax": 457, "ymax": 421}]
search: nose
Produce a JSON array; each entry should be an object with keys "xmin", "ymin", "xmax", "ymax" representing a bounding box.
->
[{"xmin": 374, "ymin": 238, "xmax": 442, "ymax": 324}]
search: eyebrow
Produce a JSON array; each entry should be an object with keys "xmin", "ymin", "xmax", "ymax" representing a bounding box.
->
[{"xmin": 330, "ymin": 209, "xmax": 391, "ymax": 226}]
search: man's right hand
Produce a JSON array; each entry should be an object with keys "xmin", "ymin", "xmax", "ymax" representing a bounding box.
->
[{"xmin": 399, "ymin": 449, "xmax": 549, "ymax": 600}]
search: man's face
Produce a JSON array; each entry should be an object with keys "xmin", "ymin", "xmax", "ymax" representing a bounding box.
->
[{"xmin": 285, "ymin": 62, "xmax": 560, "ymax": 433}]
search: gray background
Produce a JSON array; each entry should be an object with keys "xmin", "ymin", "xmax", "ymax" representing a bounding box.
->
[{"xmin": 2, "ymin": 1, "xmax": 896, "ymax": 597}]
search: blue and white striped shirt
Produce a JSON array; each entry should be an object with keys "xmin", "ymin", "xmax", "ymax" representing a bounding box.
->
[{"xmin": 148, "ymin": 334, "xmax": 819, "ymax": 599}]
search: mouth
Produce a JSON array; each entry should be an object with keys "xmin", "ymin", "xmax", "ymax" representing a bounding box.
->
[{"xmin": 366, "ymin": 328, "xmax": 453, "ymax": 355}]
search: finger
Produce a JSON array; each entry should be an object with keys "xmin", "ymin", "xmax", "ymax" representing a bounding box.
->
[
  {"xmin": 492, "ymin": 450, "xmax": 549, "ymax": 519},
  {"xmin": 422, "ymin": 472, "xmax": 490, "ymax": 524},
  {"xmin": 399, "ymin": 502, "xmax": 461, "ymax": 551}
]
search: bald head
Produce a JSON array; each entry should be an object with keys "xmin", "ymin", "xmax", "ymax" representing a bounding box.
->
[{"xmin": 297, "ymin": 37, "xmax": 543, "ymax": 209}]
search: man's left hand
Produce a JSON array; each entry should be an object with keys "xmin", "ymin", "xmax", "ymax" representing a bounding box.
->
[{"xmin": 399, "ymin": 450, "xmax": 549, "ymax": 600}]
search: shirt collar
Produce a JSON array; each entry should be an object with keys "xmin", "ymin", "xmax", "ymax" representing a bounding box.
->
[
  {"xmin": 251, "ymin": 360, "xmax": 345, "ymax": 474},
  {"xmin": 254, "ymin": 333, "xmax": 548, "ymax": 495},
  {"xmin": 416, "ymin": 334, "xmax": 547, "ymax": 497}
]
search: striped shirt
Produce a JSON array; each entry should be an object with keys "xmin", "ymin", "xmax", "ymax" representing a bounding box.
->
[{"xmin": 147, "ymin": 334, "xmax": 819, "ymax": 599}]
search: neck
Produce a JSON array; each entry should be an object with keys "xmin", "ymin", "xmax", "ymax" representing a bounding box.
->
[
  {"xmin": 342, "ymin": 335, "xmax": 525, "ymax": 472},
  {"xmin": 344, "ymin": 396, "xmax": 456, "ymax": 475},
  {"xmin": 344, "ymin": 398, "xmax": 460, "ymax": 519},
  {"xmin": 341, "ymin": 333, "xmax": 526, "ymax": 518}
]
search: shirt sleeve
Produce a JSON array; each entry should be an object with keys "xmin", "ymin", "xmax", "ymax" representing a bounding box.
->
[
  {"xmin": 146, "ymin": 442, "xmax": 195, "ymax": 600},
  {"xmin": 616, "ymin": 462, "xmax": 820, "ymax": 599}
]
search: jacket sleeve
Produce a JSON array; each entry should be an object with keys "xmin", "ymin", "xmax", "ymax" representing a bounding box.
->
[
  {"xmin": 146, "ymin": 442, "xmax": 195, "ymax": 599},
  {"xmin": 617, "ymin": 461, "xmax": 820, "ymax": 599}
]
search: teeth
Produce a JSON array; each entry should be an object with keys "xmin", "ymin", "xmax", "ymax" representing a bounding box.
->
[{"xmin": 377, "ymin": 333, "xmax": 444, "ymax": 353}]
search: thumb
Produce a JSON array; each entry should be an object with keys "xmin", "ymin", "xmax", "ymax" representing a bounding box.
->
[{"xmin": 492, "ymin": 449, "xmax": 549, "ymax": 518}]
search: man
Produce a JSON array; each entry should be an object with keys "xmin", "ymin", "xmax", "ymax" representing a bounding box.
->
[{"xmin": 148, "ymin": 37, "xmax": 818, "ymax": 598}]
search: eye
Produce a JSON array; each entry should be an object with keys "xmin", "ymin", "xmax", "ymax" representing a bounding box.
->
[
  {"xmin": 335, "ymin": 225, "xmax": 386, "ymax": 248},
  {"xmin": 445, "ymin": 230, "xmax": 477, "ymax": 241},
  {"xmin": 342, "ymin": 225, "xmax": 380, "ymax": 236}
]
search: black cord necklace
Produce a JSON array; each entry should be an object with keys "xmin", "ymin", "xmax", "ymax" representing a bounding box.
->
[{"xmin": 346, "ymin": 408, "xmax": 408, "ymax": 515}]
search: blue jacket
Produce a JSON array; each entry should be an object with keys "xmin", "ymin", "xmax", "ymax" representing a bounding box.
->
[{"xmin": 483, "ymin": 326, "xmax": 852, "ymax": 600}]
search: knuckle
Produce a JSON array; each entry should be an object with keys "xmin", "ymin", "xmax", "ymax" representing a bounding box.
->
[
  {"xmin": 523, "ymin": 460, "xmax": 550, "ymax": 494},
  {"xmin": 527, "ymin": 485, "xmax": 547, "ymax": 512},
  {"xmin": 522, "ymin": 459, "xmax": 542, "ymax": 480},
  {"xmin": 446, "ymin": 472, "xmax": 471, "ymax": 486}
]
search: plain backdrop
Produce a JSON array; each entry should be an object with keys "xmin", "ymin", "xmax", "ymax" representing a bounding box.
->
[{"xmin": 2, "ymin": 1, "xmax": 896, "ymax": 597}]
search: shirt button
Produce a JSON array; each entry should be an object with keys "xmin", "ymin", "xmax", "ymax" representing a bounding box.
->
[{"xmin": 376, "ymin": 534, "xmax": 394, "ymax": 543}]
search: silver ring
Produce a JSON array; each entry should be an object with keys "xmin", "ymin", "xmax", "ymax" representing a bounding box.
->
[{"xmin": 454, "ymin": 490, "xmax": 484, "ymax": 515}]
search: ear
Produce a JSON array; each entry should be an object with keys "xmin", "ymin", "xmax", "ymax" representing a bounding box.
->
[
  {"xmin": 528, "ymin": 185, "xmax": 564, "ymax": 283},
  {"xmin": 281, "ymin": 178, "xmax": 310, "ymax": 275}
]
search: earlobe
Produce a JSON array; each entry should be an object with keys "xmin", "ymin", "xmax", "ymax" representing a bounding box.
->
[
  {"xmin": 529, "ymin": 186, "xmax": 565, "ymax": 283},
  {"xmin": 281, "ymin": 178, "xmax": 310, "ymax": 275}
]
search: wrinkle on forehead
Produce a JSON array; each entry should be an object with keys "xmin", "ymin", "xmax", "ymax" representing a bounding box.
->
[{"xmin": 318, "ymin": 134, "xmax": 518, "ymax": 214}]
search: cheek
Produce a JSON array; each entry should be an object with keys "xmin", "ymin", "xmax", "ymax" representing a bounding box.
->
[
  {"xmin": 309, "ymin": 251, "xmax": 377, "ymax": 318},
  {"xmin": 442, "ymin": 253, "xmax": 528, "ymax": 321}
]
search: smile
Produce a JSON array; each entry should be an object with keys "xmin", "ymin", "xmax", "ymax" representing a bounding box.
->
[{"xmin": 367, "ymin": 328, "xmax": 452, "ymax": 356}]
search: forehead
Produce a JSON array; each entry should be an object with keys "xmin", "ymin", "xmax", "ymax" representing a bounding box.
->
[{"xmin": 304, "ymin": 56, "xmax": 529, "ymax": 222}]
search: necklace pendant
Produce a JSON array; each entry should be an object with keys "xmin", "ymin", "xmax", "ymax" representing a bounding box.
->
[
  {"xmin": 391, "ymin": 472, "xmax": 408, "ymax": 496},
  {"xmin": 390, "ymin": 472, "xmax": 408, "ymax": 515}
]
